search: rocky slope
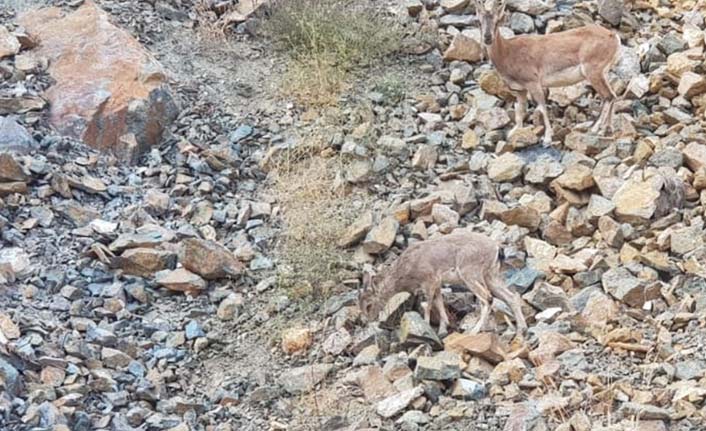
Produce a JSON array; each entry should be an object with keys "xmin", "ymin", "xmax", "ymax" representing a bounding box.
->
[{"xmin": 1, "ymin": 0, "xmax": 706, "ymax": 430}]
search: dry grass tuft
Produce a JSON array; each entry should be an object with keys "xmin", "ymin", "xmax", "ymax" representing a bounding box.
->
[
  {"xmin": 271, "ymin": 140, "xmax": 367, "ymax": 300},
  {"xmin": 262, "ymin": 0, "xmax": 403, "ymax": 107}
]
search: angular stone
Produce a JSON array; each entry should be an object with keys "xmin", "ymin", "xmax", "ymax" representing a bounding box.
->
[
  {"xmin": 554, "ymin": 164, "xmax": 594, "ymax": 191},
  {"xmin": 414, "ymin": 351, "xmax": 461, "ymax": 380},
  {"xmin": 678, "ymin": 71, "xmax": 706, "ymax": 99},
  {"xmin": 564, "ymin": 132, "xmax": 613, "ymax": 156},
  {"xmin": 0, "ymin": 117, "xmax": 38, "ymax": 154},
  {"xmin": 376, "ymin": 386, "xmax": 424, "ymax": 419},
  {"xmin": 281, "ymin": 327, "xmax": 313, "ymax": 355},
  {"xmin": 670, "ymin": 226, "xmax": 704, "ymax": 255},
  {"xmin": 363, "ymin": 217, "xmax": 399, "ymax": 254},
  {"xmin": 441, "ymin": 0, "xmax": 469, "ymax": 12},
  {"xmin": 451, "ymin": 379, "xmax": 487, "ymax": 400},
  {"xmin": 506, "ymin": 0, "xmax": 550, "ymax": 15},
  {"xmin": 523, "ymin": 282, "xmax": 572, "ymax": 312},
  {"xmin": 684, "ymin": 142, "xmax": 706, "ymax": 171},
  {"xmin": 488, "ymin": 153, "xmax": 525, "ymax": 182},
  {"xmin": 117, "ymin": 248, "xmax": 176, "ymax": 277},
  {"xmin": 0, "ymin": 313, "xmax": 20, "ymax": 340},
  {"xmin": 500, "ymin": 206, "xmax": 541, "ymax": 230},
  {"xmin": 598, "ymin": 0, "xmax": 622, "ymax": 26},
  {"xmin": 109, "ymin": 231, "xmax": 169, "ymax": 253},
  {"xmin": 399, "ymin": 312, "xmax": 442, "ymax": 349},
  {"xmin": 476, "ymin": 74, "xmax": 509, "ymax": 105},
  {"xmin": 675, "ymin": 360, "xmax": 705, "ymax": 381},
  {"xmin": 0, "ymin": 247, "xmax": 31, "ymax": 279},
  {"xmin": 462, "ymin": 129, "xmax": 479, "ymax": 150},
  {"xmin": 525, "ymin": 156, "xmax": 564, "ymax": 184},
  {"xmin": 0, "ymin": 181, "xmax": 27, "ymax": 196},
  {"xmin": 412, "ymin": 145, "xmax": 438, "ymax": 170},
  {"xmin": 154, "ymin": 268, "xmax": 207, "ymax": 293},
  {"xmin": 357, "ymin": 365, "xmax": 395, "ymax": 401},
  {"xmin": 0, "ymin": 358, "xmax": 21, "ymax": 397},
  {"xmin": 580, "ymin": 291, "xmax": 619, "ymax": 325},
  {"xmin": 0, "ymin": 25, "xmax": 20, "ymax": 59},
  {"xmin": 432, "ymin": 204, "xmax": 460, "ymax": 230},
  {"xmin": 602, "ymin": 267, "xmax": 656, "ymax": 307},
  {"xmin": 379, "ymin": 292, "xmax": 416, "ymax": 328},
  {"xmin": 477, "ymin": 107, "xmax": 511, "ymax": 130},
  {"xmin": 216, "ymin": 293, "xmax": 243, "ymax": 321},
  {"xmin": 612, "ymin": 178, "xmax": 660, "ymax": 223},
  {"xmin": 102, "ymin": 347, "xmax": 132, "ymax": 369},
  {"xmin": 281, "ymin": 364, "xmax": 333, "ymax": 394},
  {"xmin": 508, "ymin": 127, "xmax": 539, "ymax": 149},
  {"xmin": 443, "ymin": 34, "xmax": 482, "ymax": 63},
  {"xmin": 598, "ymin": 216, "xmax": 624, "ymax": 248},
  {"xmin": 179, "ymin": 239, "xmax": 244, "ymax": 280},
  {"xmin": 322, "ymin": 328, "xmax": 352, "ymax": 355},
  {"xmin": 20, "ymin": 3, "xmax": 179, "ymax": 163},
  {"xmin": 618, "ymin": 402, "xmax": 671, "ymax": 420},
  {"xmin": 444, "ymin": 332, "xmax": 506, "ymax": 364},
  {"xmin": 339, "ymin": 211, "xmax": 373, "ymax": 247},
  {"xmin": 0, "ymin": 154, "xmax": 28, "ymax": 182}
]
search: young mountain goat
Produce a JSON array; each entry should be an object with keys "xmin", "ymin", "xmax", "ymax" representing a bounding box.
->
[{"xmin": 358, "ymin": 230, "xmax": 527, "ymax": 336}]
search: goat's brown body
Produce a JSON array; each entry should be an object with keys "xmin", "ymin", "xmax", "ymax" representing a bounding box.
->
[
  {"xmin": 360, "ymin": 230, "xmax": 527, "ymax": 335},
  {"xmin": 489, "ymin": 25, "xmax": 619, "ymax": 90},
  {"xmin": 477, "ymin": 0, "xmax": 621, "ymax": 144}
]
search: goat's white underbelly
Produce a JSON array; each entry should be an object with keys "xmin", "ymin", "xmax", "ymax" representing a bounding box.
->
[{"xmin": 543, "ymin": 65, "xmax": 584, "ymax": 88}]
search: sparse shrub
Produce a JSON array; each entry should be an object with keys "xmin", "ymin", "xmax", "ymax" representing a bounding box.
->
[
  {"xmin": 271, "ymin": 143, "xmax": 367, "ymax": 301},
  {"xmin": 262, "ymin": 0, "xmax": 403, "ymax": 106}
]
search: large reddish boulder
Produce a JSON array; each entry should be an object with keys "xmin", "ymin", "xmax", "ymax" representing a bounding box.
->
[{"xmin": 19, "ymin": 1, "xmax": 178, "ymax": 163}]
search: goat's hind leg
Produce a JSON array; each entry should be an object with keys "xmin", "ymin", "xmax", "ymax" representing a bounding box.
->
[
  {"xmin": 586, "ymin": 68, "xmax": 618, "ymax": 136},
  {"xmin": 458, "ymin": 270, "xmax": 493, "ymax": 334},
  {"xmin": 488, "ymin": 275, "xmax": 527, "ymax": 334}
]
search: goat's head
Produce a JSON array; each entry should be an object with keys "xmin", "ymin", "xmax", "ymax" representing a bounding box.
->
[
  {"xmin": 358, "ymin": 269, "xmax": 384, "ymax": 322},
  {"xmin": 475, "ymin": 0, "xmax": 506, "ymax": 46}
]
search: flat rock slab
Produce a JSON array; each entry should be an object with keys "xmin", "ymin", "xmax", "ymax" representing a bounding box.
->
[
  {"xmin": 20, "ymin": 1, "xmax": 179, "ymax": 163},
  {"xmin": 281, "ymin": 364, "xmax": 334, "ymax": 394}
]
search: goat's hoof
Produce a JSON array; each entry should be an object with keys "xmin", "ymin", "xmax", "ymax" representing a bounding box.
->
[{"xmin": 541, "ymin": 137, "xmax": 552, "ymax": 147}]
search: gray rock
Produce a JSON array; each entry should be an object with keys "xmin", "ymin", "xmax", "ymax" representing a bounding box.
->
[
  {"xmin": 523, "ymin": 282, "xmax": 573, "ymax": 311},
  {"xmin": 414, "ymin": 352, "xmax": 461, "ymax": 380},
  {"xmin": 450, "ymin": 378, "xmax": 487, "ymax": 400},
  {"xmin": 657, "ymin": 32, "xmax": 687, "ymax": 55},
  {"xmin": 184, "ymin": 320, "xmax": 205, "ymax": 340},
  {"xmin": 0, "ymin": 357, "xmax": 21, "ymax": 397},
  {"xmin": 509, "ymin": 12, "xmax": 534, "ymax": 33},
  {"xmin": 379, "ymin": 292, "xmax": 416, "ymax": 329},
  {"xmin": 557, "ymin": 349, "xmax": 589, "ymax": 372},
  {"xmin": 598, "ymin": 0, "xmax": 623, "ymax": 26},
  {"xmin": 649, "ymin": 148, "xmax": 683, "ymax": 169},
  {"xmin": 399, "ymin": 312, "xmax": 442, "ymax": 349},
  {"xmin": 618, "ymin": 402, "xmax": 671, "ymax": 420},
  {"xmin": 281, "ymin": 364, "xmax": 334, "ymax": 394},
  {"xmin": 0, "ymin": 116, "xmax": 37, "ymax": 154},
  {"xmin": 506, "ymin": 266, "xmax": 543, "ymax": 293},
  {"xmin": 602, "ymin": 267, "xmax": 654, "ymax": 307},
  {"xmin": 675, "ymin": 360, "xmax": 705, "ymax": 381},
  {"xmin": 376, "ymin": 385, "xmax": 425, "ymax": 418}
]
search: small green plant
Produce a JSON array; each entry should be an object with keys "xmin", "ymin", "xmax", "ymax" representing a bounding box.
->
[{"xmin": 372, "ymin": 73, "xmax": 407, "ymax": 105}]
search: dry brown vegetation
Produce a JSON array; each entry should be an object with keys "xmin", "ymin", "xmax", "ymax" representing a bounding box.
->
[
  {"xmin": 270, "ymin": 137, "xmax": 368, "ymax": 299},
  {"xmin": 262, "ymin": 0, "xmax": 403, "ymax": 106}
]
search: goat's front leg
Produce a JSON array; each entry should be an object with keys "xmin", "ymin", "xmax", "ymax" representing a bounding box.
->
[
  {"xmin": 528, "ymin": 84, "xmax": 552, "ymax": 146},
  {"xmin": 508, "ymin": 91, "xmax": 528, "ymax": 137}
]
